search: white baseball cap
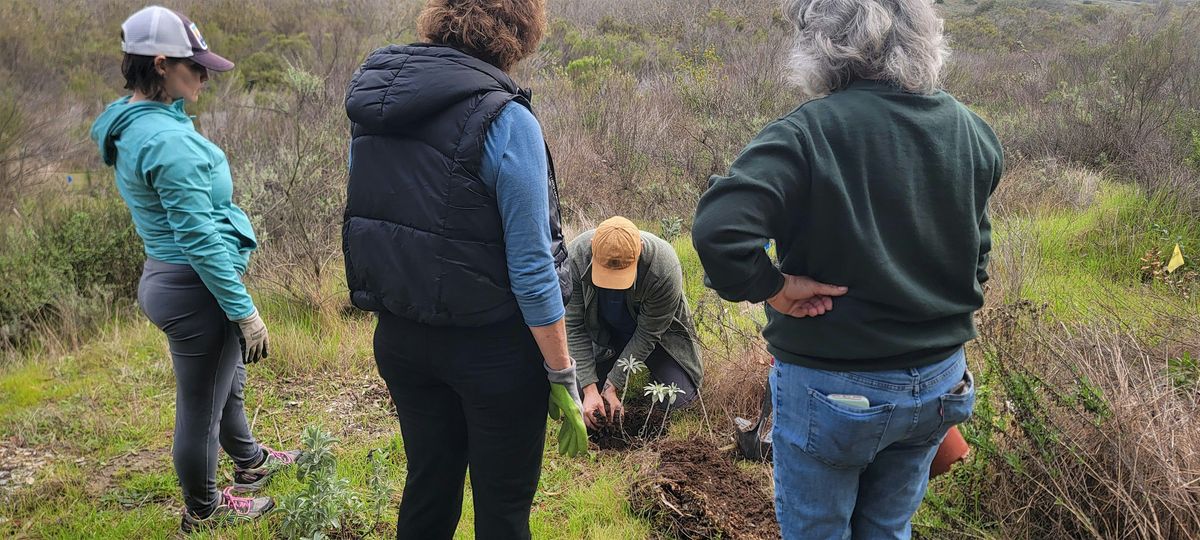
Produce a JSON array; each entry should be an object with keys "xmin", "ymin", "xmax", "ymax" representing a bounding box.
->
[{"xmin": 121, "ymin": 6, "xmax": 234, "ymax": 72}]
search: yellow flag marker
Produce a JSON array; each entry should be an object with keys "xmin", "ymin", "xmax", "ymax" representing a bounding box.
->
[{"xmin": 1167, "ymin": 244, "xmax": 1185, "ymax": 274}]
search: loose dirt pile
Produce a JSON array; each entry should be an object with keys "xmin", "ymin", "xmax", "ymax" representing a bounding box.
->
[
  {"xmin": 589, "ymin": 403, "xmax": 671, "ymax": 451},
  {"xmin": 631, "ymin": 437, "xmax": 779, "ymax": 539}
]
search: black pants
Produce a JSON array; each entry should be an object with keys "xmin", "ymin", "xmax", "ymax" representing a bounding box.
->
[
  {"xmin": 137, "ymin": 259, "xmax": 262, "ymax": 516},
  {"xmin": 373, "ymin": 311, "xmax": 549, "ymax": 540}
]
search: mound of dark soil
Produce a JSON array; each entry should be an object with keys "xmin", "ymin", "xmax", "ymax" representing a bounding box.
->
[
  {"xmin": 588, "ymin": 403, "xmax": 672, "ymax": 451},
  {"xmin": 631, "ymin": 437, "xmax": 779, "ymax": 539}
]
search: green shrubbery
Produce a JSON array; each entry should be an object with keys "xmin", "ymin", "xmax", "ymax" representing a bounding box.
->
[
  {"xmin": 565, "ymin": 55, "xmax": 614, "ymax": 88},
  {"xmin": 545, "ymin": 18, "xmax": 669, "ymax": 76},
  {"xmin": 920, "ymin": 302, "xmax": 1200, "ymax": 538},
  {"xmin": 1187, "ymin": 130, "xmax": 1200, "ymax": 171},
  {"xmin": 0, "ymin": 192, "xmax": 143, "ymax": 349},
  {"xmin": 278, "ymin": 426, "xmax": 396, "ymax": 539}
]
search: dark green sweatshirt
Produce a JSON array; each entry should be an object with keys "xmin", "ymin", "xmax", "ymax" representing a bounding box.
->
[{"xmin": 692, "ymin": 79, "xmax": 1003, "ymax": 371}]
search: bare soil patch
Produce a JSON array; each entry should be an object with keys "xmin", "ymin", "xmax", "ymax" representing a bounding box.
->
[
  {"xmin": 588, "ymin": 403, "xmax": 672, "ymax": 451},
  {"xmin": 0, "ymin": 438, "xmax": 53, "ymax": 498},
  {"xmin": 631, "ymin": 437, "xmax": 779, "ymax": 539}
]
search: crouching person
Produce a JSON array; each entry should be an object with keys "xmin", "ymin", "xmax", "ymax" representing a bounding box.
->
[{"xmin": 566, "ymin": 217, "xmax": 704, "ymax": 430}]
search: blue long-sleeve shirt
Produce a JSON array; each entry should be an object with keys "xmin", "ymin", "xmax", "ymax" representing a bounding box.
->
[{"xmin": 480, "ymin": 102, "xmax": 565, "ymax": 327}]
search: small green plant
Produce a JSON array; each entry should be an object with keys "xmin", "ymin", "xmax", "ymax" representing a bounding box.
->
[
  {"xmin": 656, "ymin": 383, "xmax": 686, "ymax": 438},
  {"xmin": 614, "ymin": 356, "xmax": 646, "ymax": 436},
  {"xmin": 616, "ymin": 356, "xmax": 647, "ymax": 406},
  {"xmin": 1070, "ymin": 375, "xmax": 1110, "ymax": 425},
  {"xmin": 639, "ymin": 382, "xmax": 684, "ymax": 438},
  {"xmin": 1185, "ymin": 130, "xmax": 1200, "ymax": 171},
  {"xmin": 364, "ymin": 448, "xmax": 397, "ymax": 534},
  {"xmin": 641, "ymin": 382, "xmax": 669, "ymax": 437},
  {"xmin": 659, "ymin": 216, "xmax": 683, "ymax": 242},
  {"xmin": 1168, "ymin": 352, "xmax": 1200, "ymax": 391},
  {"xmin": 278, "ymin": 426, "xmax": 363, "ymax": 540}
]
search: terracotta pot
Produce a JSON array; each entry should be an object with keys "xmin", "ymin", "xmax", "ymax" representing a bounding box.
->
[{"xmin": 929, "ymin": 426, "xmax": 970, "ymax": 478}]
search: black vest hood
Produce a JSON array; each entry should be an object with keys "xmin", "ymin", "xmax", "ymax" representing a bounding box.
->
[{"xmin": 346, "ymin": 43, "xmax": 520, "ymax": 133}]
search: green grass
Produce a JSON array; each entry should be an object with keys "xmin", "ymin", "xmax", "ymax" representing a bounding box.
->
[
  {"xmin": 995, "ymin": 182, "xmax": 1199, "ymax": 321},
  {"xmin": 0, "ymin": 295, "xmax": 655, "ymax": 539},
  {"xmin": 3, "ymin": 175, "xmax": 1197, "ymax": 538},
  {"xmin": 672, "ymin": 235, "xmax": 707, "ymax": 310},
  {"xmin": 0, "ymin": 363, "xmax": 53, "ymax": 419}
]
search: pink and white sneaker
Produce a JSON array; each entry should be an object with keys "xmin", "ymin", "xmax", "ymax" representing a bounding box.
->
[
  {"xmin": 180, "ymin": 487, "xmax": 274, "ymax": 534},
  {"xmin": 230, "ymin": 445, "xmax": 302, "ymax": 494}
]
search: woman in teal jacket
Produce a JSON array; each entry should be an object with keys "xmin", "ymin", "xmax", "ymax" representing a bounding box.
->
[{"xmin": 90, "ymin": 6, "xmax": 297, "ymax": 534}]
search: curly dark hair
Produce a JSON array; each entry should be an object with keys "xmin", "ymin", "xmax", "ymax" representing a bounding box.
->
[{"xmin": 417, "ymin": 0, "xmax": 547, "ymax": 72}]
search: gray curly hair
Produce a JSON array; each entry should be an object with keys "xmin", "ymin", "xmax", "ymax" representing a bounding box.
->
[{"xmin": 782, "ymin": 0, "xmax": 949, "ymax": 97}]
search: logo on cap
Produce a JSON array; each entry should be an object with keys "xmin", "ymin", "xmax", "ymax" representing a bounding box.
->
[
  {"xmin": 603, "ymin": 256, "xmax": 633, "ymax": 270},
  {"xmin": 189, "ymin": 22, "xmax": 208, "ymax": 50}
]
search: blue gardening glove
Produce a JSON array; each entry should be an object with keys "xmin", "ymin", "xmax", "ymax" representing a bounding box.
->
[{"xmin": 546, "ymin": 361, "xmax": 588, "ymax": 457}]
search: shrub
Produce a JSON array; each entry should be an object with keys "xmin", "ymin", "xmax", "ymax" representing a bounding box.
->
[
  {"xmin": 1186, "ymin": 130, "xmax": 1200, "ymax": 171},
  {"xmin": 0, "ymin": 90, "xmax": 80, "ymax": 211},
  {"xmin": 659, "ymin": 216, "xmax": 683, "ymax": 242},
  {"xmin": 278, "ymin": 426, "xmax": 396, "ymax": 539},
  {"xmin": 951, "ymin": 5, "xmax": 1200, "ymax": 210},
  {"xmin": 545, "ymin": 18, "xmax": 655, "ymax": 74},
  {"xmin": 0, "ymin": 193, "xmax": 143, "ymax": 349},
  {"xmin": 213, "ymin": 65, "xmax": 348, "ymax": 311},
  {"xmin": 565, "ymin": 55, "xmax": 614, "ymax": 88},
  {"xmin": 939, "ymin": 303, "xmax": 1200, "ymax": 539},
  {"xmin": 596, "ymin": 15, "xmax": 647, "ymax": 41}
]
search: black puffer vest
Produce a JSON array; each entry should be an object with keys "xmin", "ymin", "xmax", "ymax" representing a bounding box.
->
[{"xmin": 343, "ymin": 44, "xmax": 570, "ymax": 326}]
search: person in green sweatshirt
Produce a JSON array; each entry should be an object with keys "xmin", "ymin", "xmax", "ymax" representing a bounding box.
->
[
  {"xmin": 691, "ymin": 0, "xmax": 1003, "ymax": 538},
  {"xmin": 566, "ymin": 217, "xmax": 704, "ymax": 430},
  {"xmin": 89, "ymin": 6, "xmax": 298, "ymax": 534}
]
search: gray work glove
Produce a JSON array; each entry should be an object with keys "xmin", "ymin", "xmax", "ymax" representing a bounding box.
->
[
  {"xmin": 234, "ymin": 309, "xmax": 269, "ymax": 364},
  {"xmin": 545, "ymin": 361, "xmax": 588, "ymax": 456}
]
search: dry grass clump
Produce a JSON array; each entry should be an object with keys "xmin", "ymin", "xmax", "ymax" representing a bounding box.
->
[
  {"xmin": 972, "ymin": 302, "xmax": 1200, "ymax": 539},
  {"xmin": 990, "ymin": 159, "xmax": 1102, "ymax": 218},
  {"xmin": 698, "ymin": 344, "xmax": 772, "ymax": 427}
]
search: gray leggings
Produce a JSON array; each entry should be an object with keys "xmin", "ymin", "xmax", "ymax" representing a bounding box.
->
[{"xmin": 137, "ymin": 259, "xmax": 262, "ymax": 516}]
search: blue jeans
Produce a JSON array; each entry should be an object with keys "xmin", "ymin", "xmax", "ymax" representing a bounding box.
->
[{"xmin": 770, "ymin": 349, "xmax": 975, "ymax": 540}]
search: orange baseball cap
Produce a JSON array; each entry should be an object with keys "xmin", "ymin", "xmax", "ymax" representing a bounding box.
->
[{"xmin": 591, "ymin": 216, "xmax": 641, "ymax": 290}]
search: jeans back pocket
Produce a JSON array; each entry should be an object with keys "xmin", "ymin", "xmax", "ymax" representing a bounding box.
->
[
  {"xmin": 805, "ymin": 389, "xmax": 895, "ymax": 470},
  {"xmin": 924, "ymin": 370, "xmax": 977, "ymax": 444}
]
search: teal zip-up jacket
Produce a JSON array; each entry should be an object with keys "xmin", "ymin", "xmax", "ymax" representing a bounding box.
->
[{"xmin": 91, "ymin": 97, "xmax": 258, "ymax": 320}]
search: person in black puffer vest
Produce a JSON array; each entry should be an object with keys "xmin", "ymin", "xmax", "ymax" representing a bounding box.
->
[{"xmin": 343, "ymin": 1, "xmax": 587, "ymax": 538}]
